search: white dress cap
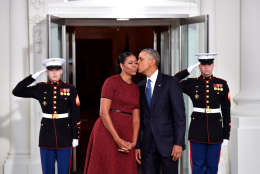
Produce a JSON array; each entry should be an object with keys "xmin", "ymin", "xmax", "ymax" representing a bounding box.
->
[
  {"xmin": 196, "ymin": 53, "xmax": 217, "ymax": 60},
  {"xmin": 42, "ymin": 58, "xmax": 66, "ymax": 67}
]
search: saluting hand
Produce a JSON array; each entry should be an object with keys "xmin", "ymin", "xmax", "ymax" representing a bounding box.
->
[
  {"xmin": 187, "ymin": 62, "xmax": 200, "ymax": 74},
  {"xmin": 32, "ymin": 69, "xmax": 46, "ymax": 79}
]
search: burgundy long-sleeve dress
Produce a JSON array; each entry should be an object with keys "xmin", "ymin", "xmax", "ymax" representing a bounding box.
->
[{"xmin": 84, "ymin": 75, "xmax": 140, "ymax": 174}]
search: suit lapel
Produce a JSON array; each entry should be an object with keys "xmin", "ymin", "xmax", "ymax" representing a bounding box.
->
[
  {"xmin": 151, "ymin": 72, "xmax": 163, "ymax": 109},
  {"xmin": 139, "ymin": 80, "xmax": 150, "ymax": 111}
]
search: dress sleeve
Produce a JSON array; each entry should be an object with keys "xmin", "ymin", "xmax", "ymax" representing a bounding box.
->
[{"xmin": 101, "ymin": 77, "xmax": 115, "ymax": 100}]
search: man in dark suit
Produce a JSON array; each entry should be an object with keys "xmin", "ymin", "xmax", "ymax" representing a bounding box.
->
[{"xmin": 135, "ymin": 48, "xmax": 186, "ymax": 174}]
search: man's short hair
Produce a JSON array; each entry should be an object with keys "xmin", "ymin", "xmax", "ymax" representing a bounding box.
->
[{"xmin": 141, "ymin": 48, "xmax": 160, "ymax": 66}]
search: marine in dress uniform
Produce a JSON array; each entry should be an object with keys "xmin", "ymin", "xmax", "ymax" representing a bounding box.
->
[
  {"xmin": 12, "ymin": 58, "xmax": 80, "ymax": 174},
  {"xmin": 175, "ymin": 53, "xmax": 231, "ymax": 174}
]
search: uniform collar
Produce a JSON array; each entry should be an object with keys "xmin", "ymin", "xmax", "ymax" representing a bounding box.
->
[
  {"xmin": 199, "ymin": 75, "xmax": 213, "ymax": 81},
  {"xmin": 48, "ymin": 80, "xmax": 63, "ymax": 86}
]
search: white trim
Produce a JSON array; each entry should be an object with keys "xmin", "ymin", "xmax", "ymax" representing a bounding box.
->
[{"xmin": 47, "ymin": 0, "xmax": 199, "ymax": 18}]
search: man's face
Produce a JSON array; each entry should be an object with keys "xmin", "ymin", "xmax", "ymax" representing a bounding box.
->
[
  {"xmin": 199, "ymin": 63, "xmax": 214, "ymax": 77},
  {"xmin": 137, "ymin": 51, "xmax": 155, "ymax": 74},
  {"xmin": 47, "ymin": 69, "xmax": 63, "ymax": 82}
]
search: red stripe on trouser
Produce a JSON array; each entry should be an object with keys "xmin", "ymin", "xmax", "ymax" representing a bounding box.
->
[
  {"xmin": 190, "ymin": 142, "xmax": 193, "ymax": 172},
  {"xmin": 218, "ymin": 147, "xmax": 222, "ymax": 164}
]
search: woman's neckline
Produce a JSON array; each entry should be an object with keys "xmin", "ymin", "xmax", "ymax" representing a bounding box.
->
[{"xmin": 119, "ymin": 74, "xmax": 134, "ymax": 85}]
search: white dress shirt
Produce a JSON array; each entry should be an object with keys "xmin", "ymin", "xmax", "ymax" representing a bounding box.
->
[{"xmin": 146, "ymin": 69, "xmax": 159, "ymax": 96}]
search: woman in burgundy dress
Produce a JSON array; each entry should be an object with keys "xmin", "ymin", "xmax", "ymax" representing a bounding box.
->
[{"xmin": 84, "ymin": 52, "xmax": 140, "ymax": 174}]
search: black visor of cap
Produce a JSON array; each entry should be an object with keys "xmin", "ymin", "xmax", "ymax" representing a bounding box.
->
[
  {"xmin": 47, "ymin": 66, "xmax": 62, "ymax": 70},
  {"xmin": 199, "ymin": 59, "xmax": 214, "ymax": 65}
]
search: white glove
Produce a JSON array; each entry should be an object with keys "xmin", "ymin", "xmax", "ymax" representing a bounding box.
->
[
  {"xmin": 72, "ymin": 139, "xmax": 79, "ymax": 148},
  {"xmin": 222, "ymin": 139, "xmax": 229, "ymax": 147},
  {"xmin": 32, "ymin": 69, "xmax": 46, "ymax": 79},
  {"xmin": 187, "ymin": 63, "xmax": 200, "ymax": 74}
]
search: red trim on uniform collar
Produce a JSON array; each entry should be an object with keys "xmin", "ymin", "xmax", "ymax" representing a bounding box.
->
[
  {"xmin": 47, "ymin": 80, "xmax": 63, "ymax": 87},
  {"xmin": 199, "ymin": 75, "xmax": 213, "ymax": 81}
]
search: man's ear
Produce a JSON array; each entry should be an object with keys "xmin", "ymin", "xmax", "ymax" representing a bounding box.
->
[{"xmin": 152, "ymin": 58, "xmax": 156, "ymax": 66}]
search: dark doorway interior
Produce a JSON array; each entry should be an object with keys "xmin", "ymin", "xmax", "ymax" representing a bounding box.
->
[
  {"xmin": 75, "ymin": 38, "xmax": 113, "ymax": 170},
  {"xmin": 70, "ymin": 26, "xmax": 167, "ymax": 172}
]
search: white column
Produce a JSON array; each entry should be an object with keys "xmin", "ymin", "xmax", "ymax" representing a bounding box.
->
[
  {"xmin": 4, "ymin": 0, "xmax": 30, "ymax": 173},
  {"xmin": 231, "ymin": 0, "xmax": 260, "ymax": 174}
]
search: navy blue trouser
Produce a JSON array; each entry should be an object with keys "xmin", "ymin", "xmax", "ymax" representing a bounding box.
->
[
  {"xmin": 190, "ymin": 142, "xmax": 221, "ymax": 174},
  {"xmin": 141, "ymin": 131, "xmax": 178, "ymax": 174},
  {"xmin": 40, "ymin": 147, "xmax": 72, "ymax": 174}
]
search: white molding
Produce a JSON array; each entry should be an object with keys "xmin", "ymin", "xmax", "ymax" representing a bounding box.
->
[
  {"xmin": 230, "ymin": 116, "xmax": 260, "ymax": 174},
  {"xmin": 47, "ymin": 0, "xmax": 199, "ymax": 18}
]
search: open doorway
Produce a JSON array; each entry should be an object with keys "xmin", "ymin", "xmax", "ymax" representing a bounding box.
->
[
  {"xmin": 72, "ymin": 26, "xmax": 168, "ymax": 172},
  {"xmin": 48, "ymin": 16, "xmax": 208, "ymax": 174}
]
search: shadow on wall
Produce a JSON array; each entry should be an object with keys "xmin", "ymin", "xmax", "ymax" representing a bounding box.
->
[
  {"xmin": 1, "ymin": 97, "xmax": 31, "ymax": 174},
  {"xmin": 1, "ymin": 44, "xmax": 32, "ymax": 173}
]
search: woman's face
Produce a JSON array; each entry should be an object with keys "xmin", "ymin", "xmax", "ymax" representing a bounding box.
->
[{"xmin": 120, "ymin": 55, "xmax": 138, "ymax": 76}]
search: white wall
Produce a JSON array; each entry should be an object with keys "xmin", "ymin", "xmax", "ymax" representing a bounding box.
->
[{"xmin": 0, "ymin": 0, "xmax": 11, "ymax": 173}]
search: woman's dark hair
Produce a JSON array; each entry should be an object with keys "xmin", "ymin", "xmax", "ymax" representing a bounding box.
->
[{"xmin": 116, "ymin": 52, "xmax": 135, "ymax": 73}]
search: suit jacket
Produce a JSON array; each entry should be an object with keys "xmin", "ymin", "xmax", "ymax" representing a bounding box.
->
[{"xmin": 136, "ymin": 72, "xmax": 186, "ymax": 157}]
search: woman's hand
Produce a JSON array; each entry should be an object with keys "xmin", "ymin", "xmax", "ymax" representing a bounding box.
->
[{"xmin": 116, "ymin": 138, "xmax": 132, "ymax": 153}]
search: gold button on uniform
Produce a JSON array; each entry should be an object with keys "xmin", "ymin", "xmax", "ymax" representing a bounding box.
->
[
  {"xmin": 206, "ymin": 95, "xmax": 209, "ymax": 98},
  {"xmin": 53, "ymin": 101, "xmax": 56, "ymax": 104},
  {"xmin": 206, "ymin": 85, "xmax": 209, "ymax": 88},
  {"xmin": 206, "ymin": 100, "xmax": 209, "ymax": 103},
  {"xmin": 206, "ymin": 90, "xmax": 209, "ymax": 93},
  {"xmin": 54, "ymin": 87, "xmax": 57, "ymax": 89},
  {"xmin": 54, "ymin": 91, "xmax": 57, "ymax": 94},
  {"xmin": 53, "ymin": 96, "xmax": 57, "ymax": 99},
  {"xmin": 206, "ymin": 81, "xmax": 209, "ymax": 84}
]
